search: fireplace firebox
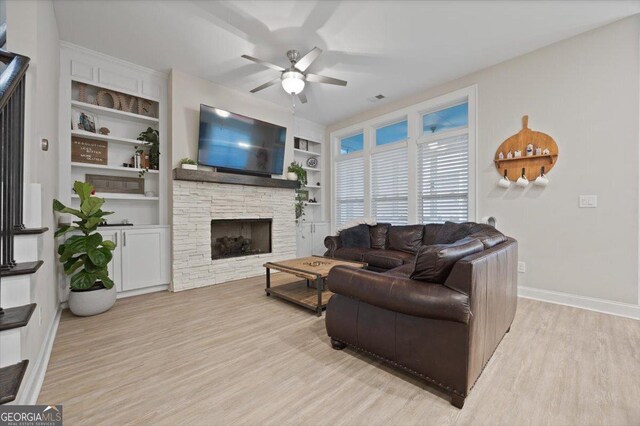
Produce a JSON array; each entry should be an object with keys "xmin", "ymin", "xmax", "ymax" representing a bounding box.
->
[{"xmin": 211, "ymin": 218, "xmax": 272, "ymax": 260}]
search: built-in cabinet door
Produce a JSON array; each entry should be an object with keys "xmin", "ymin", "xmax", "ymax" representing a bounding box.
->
[
  {"xmin": 296, "ymin": 223, "xmax": 313, "ymax": 257},
  {"xmin": 97, "ymin": 229, "xmax": 123, "ymax": 292},
  {"xmin": 311, "ymin": 223, "xmax": 330, "ymax": 256},
  {"xmin": 121, "ymin": 228, "xmax": 169, "ymax": 291}
]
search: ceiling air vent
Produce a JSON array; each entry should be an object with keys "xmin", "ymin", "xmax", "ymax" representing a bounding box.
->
[{"xmin": 368, "ymin": 94, "xmax": 386, "ymax": 103}]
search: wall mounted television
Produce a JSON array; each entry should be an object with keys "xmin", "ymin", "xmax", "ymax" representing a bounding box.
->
[{"xmin": 198, "ymin": 104, "xmax": 286, "ymax": 176}]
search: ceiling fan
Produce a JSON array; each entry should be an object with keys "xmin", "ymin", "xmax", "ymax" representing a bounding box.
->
[{"xmin": 241, "ymin": 47, "xmax": 347, "ymax": 104}]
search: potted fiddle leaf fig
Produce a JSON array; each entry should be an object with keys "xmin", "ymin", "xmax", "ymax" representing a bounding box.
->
[{"xmin": 54, "ymin": 181, "xmax": 117, "ymax": 316}]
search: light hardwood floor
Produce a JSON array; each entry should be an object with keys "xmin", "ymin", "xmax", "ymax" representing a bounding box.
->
[{"xmin": 39, "ymin": 273, "xmax": 640, "ymax": 425}]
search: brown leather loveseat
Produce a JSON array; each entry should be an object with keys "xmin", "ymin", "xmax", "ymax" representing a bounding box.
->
[{"xmin": 324, "ymin": 222, "xmax": 517, "ymax": 408}]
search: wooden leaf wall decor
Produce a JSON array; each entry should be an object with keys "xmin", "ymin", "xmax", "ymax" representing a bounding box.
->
[{"xmin": 494, "ymin": 115, "xmax": 559, "ymax": 181}]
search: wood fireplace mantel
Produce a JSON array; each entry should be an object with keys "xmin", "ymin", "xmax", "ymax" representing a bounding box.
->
[{"xmin": 173, "ymin": 168, "xmax": 300, "ymax": 189}]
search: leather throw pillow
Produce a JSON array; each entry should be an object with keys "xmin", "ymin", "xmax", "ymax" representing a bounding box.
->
[
  {"xmin": 340, "ymin": 224, "xmax": 371, "ymax": 248},
  {"xmin": 411, "ymin": 237, "xmax": 484, "ymax": 283}
]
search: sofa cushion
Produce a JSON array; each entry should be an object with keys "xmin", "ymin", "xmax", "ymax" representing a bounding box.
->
[
  {"xmin": 469, "ymin": 230, "xmax": 507, "ymax": 249},
  {"xmin": 334, "ymin": 247, "xmax": 375, "ymax": 262},
  {"xmin": 388, "ymin": 225, "xmax": 424, "ymax": 253},
  {"xmin": 382, "ymin": 263, "xmax": 413, "ymax": 278},
  {"xmin": 364, "ymin": 250, "xmax": 415, "ymax": 270},
  {"xmin": 340, "ymin": 224, "xmax": 371, "ymax": 248},
  {"xmin": 411, "ymin": 237, "xmax": 484, "ymax": 283},
  {"xmin": 466, "ymin": 223, "xmax": 507, "ymax": 249},
  {"xmin": 422, "ymin": 224, "xmax": 442, "ymax": 246},
  {"xmin": 369, "ymin": 223, "xmax": 390, "ymax": 249},
  {"xmin": 434, "ymin": 221, "xmax": 474, "ymax": 244}
]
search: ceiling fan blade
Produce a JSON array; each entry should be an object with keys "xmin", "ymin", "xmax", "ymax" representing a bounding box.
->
[
  {"xmin": 241, "ymin": 54, "xmax": 285, "ymax": 72},
  {"xmin": 297, "ymin": 92, "xmax": 308, "ymax": 104},
  {"xmin": 250, "ymin": 78, "xmax": 281, "ymax": 93},
  {"xmin": 305, "ymin": 73, "xmax": 347, "ymax": 86},
  {"xmin": 295, "ymin": 47, "xmax": 322, "ymax": 72}
]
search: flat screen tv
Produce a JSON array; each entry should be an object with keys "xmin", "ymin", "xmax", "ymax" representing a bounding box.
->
[{"xmin": 198, "ymin": 104, "xmax": 286, "ymax": 176}]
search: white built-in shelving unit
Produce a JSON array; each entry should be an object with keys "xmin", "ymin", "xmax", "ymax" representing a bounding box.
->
[
  {"xmin": 58, "ymin": 43, "xmax": 170, "ymax": 296},
  {"xmin": 293, "ymin": 117, "xmax": 329, "ymax": 257}
]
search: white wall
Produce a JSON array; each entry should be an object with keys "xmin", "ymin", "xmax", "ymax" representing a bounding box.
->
[
  {"xmin": 169, "ymin": 69, "xmax": 296, "ymax": 175},
  {"xmin": 328, "ymin": 16, "xmax": 640, "ymax": 310},
  {"xmin": 6, "ymin": 0, "xmax": 60, "ymax": 399}
]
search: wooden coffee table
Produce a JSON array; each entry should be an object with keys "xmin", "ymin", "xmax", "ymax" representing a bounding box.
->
[{"xmin": 264, "ymin": 256, "xmax": 367, "ymax": 316}]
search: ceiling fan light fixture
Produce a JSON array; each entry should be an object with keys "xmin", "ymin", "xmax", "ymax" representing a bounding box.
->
[{"xmin": 281, "ymin": 70, "xmax": 305, "ymax": 95}]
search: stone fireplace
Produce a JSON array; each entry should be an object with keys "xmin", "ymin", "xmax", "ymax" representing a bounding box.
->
[
  {"xmin": 211, "ymin": 218, "xmax": 272, "ymax": 260},
  {"xmin": 172, "ymin": 169, "xmax": 298, "ymax": 292}
]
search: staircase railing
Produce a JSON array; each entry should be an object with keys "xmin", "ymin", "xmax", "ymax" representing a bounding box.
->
[{"xmin": 0, "ymin": 28, "xmax": 30, "ymax": 272}]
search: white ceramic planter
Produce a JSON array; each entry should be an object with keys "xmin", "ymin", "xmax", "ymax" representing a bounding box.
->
[
  {"xmin": 68, "ymin": 283, "xmax": 117, "ymax": 316},
  {"xmin": 286, "ymin": 172, "xmax": 298, "ymax": 181},
  {"xmin": 181, "ymin": 163, "xmax": 197, "ymax": 170}
]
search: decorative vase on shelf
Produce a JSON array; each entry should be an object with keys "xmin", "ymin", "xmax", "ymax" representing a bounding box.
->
[{"xmin": 287, "ymin": 172, "xmax": 298, "ymax": 181}]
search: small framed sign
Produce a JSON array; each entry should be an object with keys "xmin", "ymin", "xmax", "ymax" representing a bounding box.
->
[
  {"xmin": 86, "ymin": 174, "xmax": 145, "ymax": 194},
  {"xmin": 71, "ymin": 137, "xmax": 108, "ymax": 165}
]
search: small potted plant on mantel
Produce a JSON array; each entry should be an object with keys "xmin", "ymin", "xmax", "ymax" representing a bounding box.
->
[
  {"xmin": 180, "ymin": 157, "xmax": 197, "ymax": 170},
  {"xmin": 53, "ymin": 181, "xmax": 117, "ymax": 316}
]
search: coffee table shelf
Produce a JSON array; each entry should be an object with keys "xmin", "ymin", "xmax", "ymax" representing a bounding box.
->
[{"xmin": 265, "ymin": 281, "xmax": 334, "ymax": 312}]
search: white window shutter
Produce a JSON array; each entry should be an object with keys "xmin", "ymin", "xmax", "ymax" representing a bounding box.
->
[
  {"xmin": 418, "ymin": 134, "xmax": 469, "ymax": 223},
  {"xmin": 371, "ymin": 147, "xmax": 408, "ymax": 225},
  {"xmin": 335, "ymin": 156, "xmax": 365, "ymax": 227}
]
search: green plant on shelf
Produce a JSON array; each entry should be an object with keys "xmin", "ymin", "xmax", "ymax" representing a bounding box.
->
[
  {"xmin": 135, "ymin": 127, "xmax": 160, "ymax": 177},
  {"xmin": 180, "ymin": 158, "xmax": 196, "ymax": 165},
  {"xmin": 288, "ymin": 161, "xmax": 308, "ymax": 222}
]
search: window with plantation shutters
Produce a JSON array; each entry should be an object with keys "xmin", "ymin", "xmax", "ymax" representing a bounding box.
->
[
  {"xmin": 335, "ymin": 156, "xmax": 365, "ymax": 227},
  {"xmin": 418, "ymin": 132, "xmax": 469, "ymax": 223},
  {"xmin": 371, "ymin": 147, "xmax": 408, "ymax": 225}
]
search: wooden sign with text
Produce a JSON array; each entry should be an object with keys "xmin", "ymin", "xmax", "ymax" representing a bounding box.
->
[{"xmin": 71, "ymin": 137, "xmax": 108, "ymax": 165}]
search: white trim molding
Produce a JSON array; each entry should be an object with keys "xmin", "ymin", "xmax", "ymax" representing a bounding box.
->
[
  {"xmin": 18, "ymin": 306, "xmax": 62, "ymax": 405},
  {"xmin": 519, "ymin": 286, "xmax": 640, "ymax": 320}
]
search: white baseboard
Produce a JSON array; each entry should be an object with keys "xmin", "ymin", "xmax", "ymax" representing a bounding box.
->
[
  {"xmin": 18, "ymin": 306, "xmax": 62, "ymax": 405},
  {"xmin": 518, "ymin": 286, "xmax": 640, "ymax": 320},
  {"xmin": 116, "ymin": 284, "xmax": 169, "ymax": 299}
]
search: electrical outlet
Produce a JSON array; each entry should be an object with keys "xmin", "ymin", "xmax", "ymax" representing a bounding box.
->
[
  {"xmin": 518, "ymin": 261, "xmax": 526, "ymax": 273},
  {"xmin": 579, "ymin": 195, "xmax": 597, "ymax": 208}
]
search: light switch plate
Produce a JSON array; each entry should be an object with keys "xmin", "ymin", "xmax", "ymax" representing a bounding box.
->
[
  {"xmin": 579, "ymin": 195, "xmax": 597, "ymax": 208},
  {"xmin": 518, "ymin": 261, "xmax": 526, "ymax": 273}
]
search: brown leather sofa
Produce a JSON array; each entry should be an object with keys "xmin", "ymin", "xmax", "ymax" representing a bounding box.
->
[{"xmin": 324, "ymin": 222, "xmax": 517, "ymax": 408}]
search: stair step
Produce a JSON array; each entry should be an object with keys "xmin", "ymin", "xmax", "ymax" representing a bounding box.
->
[
  {"xmin": 0, "ymin": 304, "xmax": 36, "ymax": 331},
  {"xmin": 14, "ymin": 227, "xmax": 48, "ymax": 235},
  {"xmin": 0, "ymin": 360, "xmax": 28, "ymax": 405},
  {"xmin": 0, "ymin": 260, "xmax": 43, "ymax": 277}
]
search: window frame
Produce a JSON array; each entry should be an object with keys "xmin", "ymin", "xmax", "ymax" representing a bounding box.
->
[
  {"xmin": 330, "ymin": 85, "xmax": 476, "ymax": 233},
  {"xmin": 338, "ymin": 130, "xmax": 365, "ymax": 156},
  {"xmin": 372, "ymin": 117, "xmax": 409, "ymax": 151}
]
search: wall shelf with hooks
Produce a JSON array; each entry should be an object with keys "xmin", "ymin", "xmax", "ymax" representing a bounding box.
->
[{"xmin": 494, "ymin": 115, "xmax": 559, "ymax": 182}]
